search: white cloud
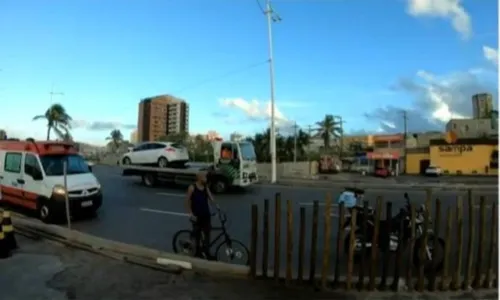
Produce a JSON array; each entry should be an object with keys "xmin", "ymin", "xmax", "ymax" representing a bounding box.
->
[
  {"xmin": 219, "ymin": 98, "xmax": 292, "ymax": 127},
  {"xmin": 365, "ymin": 66, "xmax": 497, "ymax": 133},
  {"xmin": 406, "ymin": 0, "xmax": 472, "ymax": 39},
  {"xmin": 71, "ymin": 120, "xmax": 136, "ymax": 131},
  {"xmin": 483, "ymin": 46, "xmax": 498, "ymax": 66}
]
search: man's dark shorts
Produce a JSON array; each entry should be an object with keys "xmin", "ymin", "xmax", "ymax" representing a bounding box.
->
[{"xmin": 194, "ymin": 215, "xmax": 212, "ymax": 231}]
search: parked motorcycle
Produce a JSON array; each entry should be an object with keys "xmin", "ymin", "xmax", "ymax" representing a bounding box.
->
[{"xmin": 343, "ymin": 193, "xmax": 445, "ymax": 272}]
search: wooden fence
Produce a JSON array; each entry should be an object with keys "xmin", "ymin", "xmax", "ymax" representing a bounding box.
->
[{"xmin": 248, "ymin": 190, "xmax": 498, "ymax": 292}]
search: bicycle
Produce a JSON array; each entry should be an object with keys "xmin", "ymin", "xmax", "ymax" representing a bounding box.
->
[{"xmin": 171, "ymin": 208, "xmax": 250, "ymax": 265}]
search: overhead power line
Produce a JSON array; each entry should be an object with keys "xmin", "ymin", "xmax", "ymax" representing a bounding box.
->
[
  {"xmin": 173, "ymin": 60, "xmax": 269, "ymax": 95},
  {"xmin": 255, "ymin": 0, "xmax": 266, "ymax": 13}
]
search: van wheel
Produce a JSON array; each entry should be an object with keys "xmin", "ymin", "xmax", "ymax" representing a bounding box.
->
[{"xmin": 38, "ymin": 201, "xmax": 54, "ymax": 224}]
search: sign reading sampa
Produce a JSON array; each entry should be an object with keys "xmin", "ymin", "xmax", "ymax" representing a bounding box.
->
[{"xmin": 438, "ymin": 145, "xmax": 473, "ymax": 153}]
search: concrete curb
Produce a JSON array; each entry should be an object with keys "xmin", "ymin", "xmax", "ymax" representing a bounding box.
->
[
  {"xmin": 11, "ymin": 216, "xmax": 250, "ymax": 277},
  {"xmin": 258, "ymin": 180, "xmax": 498, "ymax": 191}
]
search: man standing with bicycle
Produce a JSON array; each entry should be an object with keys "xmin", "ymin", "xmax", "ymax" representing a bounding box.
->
[{"xmin": 186, "ymin": 171, "xmax": 218, "ymax": 258}]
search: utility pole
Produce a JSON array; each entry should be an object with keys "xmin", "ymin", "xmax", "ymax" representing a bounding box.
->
[
  {"xmin": 293, "ymin": 121, "xmax": 298, "ymax": 163},
  {"xmin": 307, "ymin": 125, "xmax": 313, "ymax": 158},
  {"xmin": 264, "ymin": 0, "xmax": 280, "ymax": 183},
  {"xmin": 402, "ymin": 110, "xmax": 408, "ymax": 174},
  {"xmin": 337, "ymin": 116, "xmax": 344, "ymax": 160}
]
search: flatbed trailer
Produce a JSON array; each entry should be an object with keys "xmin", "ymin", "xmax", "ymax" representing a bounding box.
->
[
  {"xmin": 121, "ymin": 140, "xmax": 259, "ymax": 193},
  {"xmin": 121, "ymin": 164, "xmax": 257, "ymax": 194}
]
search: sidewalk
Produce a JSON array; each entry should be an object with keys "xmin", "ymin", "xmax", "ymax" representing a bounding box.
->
[{"xmin": 1, "ymin": 235, "xmax": 496, "ymax": 299}]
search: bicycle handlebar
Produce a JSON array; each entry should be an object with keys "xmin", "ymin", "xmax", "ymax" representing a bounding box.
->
[{"xmin": 210, "ymin": 208, "xmax": 227, "ymax": 223}]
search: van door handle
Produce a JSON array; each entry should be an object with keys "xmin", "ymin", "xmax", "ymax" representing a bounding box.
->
[{"xmin": 17, "ymin": 179, "xmax": 25, "ymax": 184}]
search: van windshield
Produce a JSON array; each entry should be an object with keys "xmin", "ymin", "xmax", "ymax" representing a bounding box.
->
[{"xmin": 40, "ymin": 154, "xmax": 91, "ymax": 176}]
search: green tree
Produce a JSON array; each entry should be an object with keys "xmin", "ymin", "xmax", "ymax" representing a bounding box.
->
[
  {"xmin": 0, "ymin": 129, "xmax": 6, "ymax": 140},
  {"xmin": 157, "ymin": 131, "xmax": 189, "ymax": 144},
  {"xmin": 490, "ymin": 110, "xmax": 498, "ymax": 130},
  {"xmin": 105, "ymin": 129, "xmax": 124, "ymax": 152},
  {"xmin": 191, "ymin": 134, "xmax": 213, "ymax": 161},
  {"xmin": 32, "ymin": 103, "xmax": 72, "ymax": 140},
  {"xmin": 246, "ymin": 129, "xmax": 289, "ymax": 162},
  {"xmin": 62, "ymin": 132, "xmax": 73, "ymax": 142},
  {"xmin": 315, "ymin": 114, "xmax": 342, "ymax": 151},
  {"xmin": 347, "ymin": 141, "xmax": 365, "ymax": 156}
]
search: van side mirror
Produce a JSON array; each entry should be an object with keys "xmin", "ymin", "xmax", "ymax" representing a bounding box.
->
[{"xmin": 88, "ymin": 165, "xmax": 93, "ymax": 172}]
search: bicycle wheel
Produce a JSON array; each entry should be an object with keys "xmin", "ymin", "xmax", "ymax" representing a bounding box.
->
[
  {"xmin": 172, "ymin": 229, "xmax": 196, "ymax": 256},
  {"xmin": 215, "ymin": 238, "xmax": 250, "ymax": 265}
]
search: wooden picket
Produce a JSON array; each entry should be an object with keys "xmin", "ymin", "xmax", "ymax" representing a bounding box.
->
[{"xmin": 249, "ymin": 189, "xmax": 498, "ymax": 292}]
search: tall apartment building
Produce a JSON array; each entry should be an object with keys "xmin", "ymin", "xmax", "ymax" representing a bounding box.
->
[
  {"xmin": 472, "ymin": 93, "xmax": 494, "ymax": 119},
  {"xmin": 137, "ymin": 95, "xmax": 189, "ymax": 142}
]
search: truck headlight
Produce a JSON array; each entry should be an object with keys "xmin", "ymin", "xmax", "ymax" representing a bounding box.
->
[{"xmin": 52, "ymin": 185, "xmax": 67, "ymax": 195}]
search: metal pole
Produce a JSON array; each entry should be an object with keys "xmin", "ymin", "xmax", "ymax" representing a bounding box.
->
[
  {"xmin": 49, "ymin": 83, "xmax": 64, "ymax": 105},
  {"xmin": 63, "ymin": 160, "xmax": 71, "ymax": 229},
  {"xmin": 338, "ymin": 116, "xmax": 344, "ymax": 160},
  {"xmin": 402, "ymin": 110, "xmax": 408, "ymax": 175},
  {"xmin": 307, "ymin": 125, "xmax": 312, "ymax": 156},
  {"xmin": 266, "ymin": 0, "xmax": 277, "ymax": 183},
  {"xmin": 293, "ymin": 121, "xmax": 297, "ymax": 163}
]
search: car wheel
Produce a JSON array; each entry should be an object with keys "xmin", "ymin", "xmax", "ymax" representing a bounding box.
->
[
  {"xmin": 122, "ymin": 157, "xmax": 131, "ymax": 165},
  {"xmin": 158, "ymin": 157, "xmax": 169, "ymax": 168}
]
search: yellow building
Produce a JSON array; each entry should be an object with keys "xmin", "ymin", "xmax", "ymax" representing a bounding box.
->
[{"xmin": 406, "ymin": 138, "xmax": 498, "ymax": 175}]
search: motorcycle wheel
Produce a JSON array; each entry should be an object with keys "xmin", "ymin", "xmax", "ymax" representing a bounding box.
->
[{"xmin": 412, "ymin": 235, "xmax": 445, "ymax": 272}]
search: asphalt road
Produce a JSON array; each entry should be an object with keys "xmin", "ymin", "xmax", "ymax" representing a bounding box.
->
[{"xmin": 15, "ymin": 165, "xmax": 500, "ymax": 278}]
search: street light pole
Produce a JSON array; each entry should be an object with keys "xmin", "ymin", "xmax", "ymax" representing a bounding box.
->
[
  {"xmin": 49, "ymin": 83, "xmax": 64, "ymax": 104},
  {"xmin": 293, "ymin": 121, "xmax": 298, "ymax": 163},
  {"xmin": 265, "ymin": 0, "xmax": 280, "ymax": 183}
]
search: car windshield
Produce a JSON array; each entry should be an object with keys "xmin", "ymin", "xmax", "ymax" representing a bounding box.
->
[
  {"xmin": 238, "ymin": 142, "xmax": 256, "ymax": 161},
  {"xmin": 40, "ymin": 154, "xmax": 91, "ymax": 176}
]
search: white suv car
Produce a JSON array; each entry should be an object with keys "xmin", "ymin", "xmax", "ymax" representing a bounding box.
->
[
  {"xmin": 121, "ymin": 142, "xmax": 190, "ymax": 168},
  {"xmin": 425, "ymin": 165, "xmax": 442, "ymax": 177}
]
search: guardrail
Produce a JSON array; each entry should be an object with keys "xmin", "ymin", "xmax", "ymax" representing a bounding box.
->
[{"xmin": 248, "ymin": 190, "xmax": 498, "ymax": 292}]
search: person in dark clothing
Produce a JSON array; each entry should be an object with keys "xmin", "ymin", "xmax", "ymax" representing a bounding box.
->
[{"xmin": 186, "ymin": 171, "xmax": 217, "ymax": 258}]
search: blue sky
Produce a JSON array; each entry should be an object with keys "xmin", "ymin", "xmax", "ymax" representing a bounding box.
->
[{"xmin": 0, "ymin": 0, "xmax": 498, "ymax": 145}]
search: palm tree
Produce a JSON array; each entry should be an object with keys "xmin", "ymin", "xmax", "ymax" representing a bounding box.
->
[
  {"xmin": 348, "ymin": 141, "xmax": 365, "ymax": 156},
  {"xmin": 62, "ymin": 132, "xmax": 73, "ymax": 142},
  {"xmin": 252, "ymin": 129, "xmax": 271, "ymax": 162},
  {"xmin": 315, "ymin": 114, "xmax": 342, "ymax": 151},
  {"xmin": 105, "ymin": 129, "xmax": 123, "ymax": 153},
  {"xmin": 33, "ymin": 103, "xmax": 72, "ymax": 140}
]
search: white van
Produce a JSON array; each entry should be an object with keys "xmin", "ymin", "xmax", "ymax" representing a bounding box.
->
[{"xmin": 0, "ymin": 140, "xmax": 102, "ymax": 223}]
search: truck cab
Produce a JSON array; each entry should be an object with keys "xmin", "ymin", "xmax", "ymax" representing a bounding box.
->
[{"xmin": 211, "ymin": 140, "xmax": 258, "ymax": 192}]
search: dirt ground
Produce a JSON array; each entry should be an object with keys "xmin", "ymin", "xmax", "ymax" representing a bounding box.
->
[{"xmin": 0, "ymin": 235, "xmax": 496, "ymax": 300}]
